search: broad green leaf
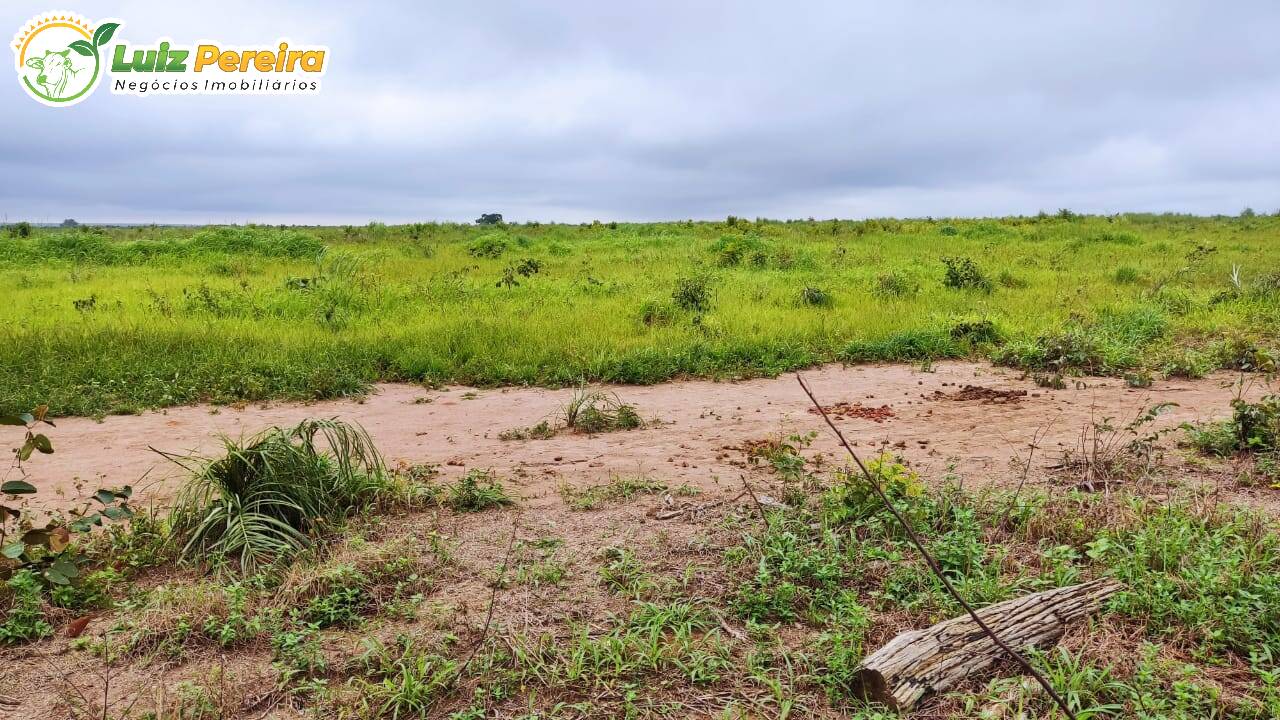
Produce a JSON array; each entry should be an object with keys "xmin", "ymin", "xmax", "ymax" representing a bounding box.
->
[
  {"xmin": 93, "ymin": 22, "xmax": 120, "ymax": 47},
  {"xmin": 1, "ymin": 480, "xmax": 36, "ymax": 495},
  {"xmin": 69, "ymin": 40, "xmax": 94, "ymax": 56},
  {"xmin": 17, "ymin": 440, "xmax": 34, "ymax": 461},
  {"xmin": 45, "ymin": 568, "xmax": 70, "ymax": 585},
  {"xmin": 103, "ymin": 506, "xmax": 131, "ymax": 521},
  {"xmin": 1, "ymin": 541, "xmax": 24, "ymax": 559},
  {"xmin": 50, "ymin": 556, "xmax": 79, "ymax": 579},
  {"xmin": 0, "ymin": 415, "xmax": 27, "ymax": 426},
  {"xmin": 93, "ymin": 489, "xmax": 116, "ymax": 505},
  {"xmin": 32, "ymin": 434, "xmax": 53, "ymax": 454}
]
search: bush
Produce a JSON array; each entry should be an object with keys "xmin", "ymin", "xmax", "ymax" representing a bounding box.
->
[
  {"xmin": 1113, "ymin": 266, "xmax": 1141, "ymax": 285},
  {"xmin": 941, "ymin": 256, "xmax": 992, "ymax": 292},
  {"xmin": 8, "ymin": 221, "xmax": 32, "ymax": 238},
  {"xmin": 799, "ymin": 286, "xmax": 833, "ymax": 307},
  {"xmin": 638, "ymin": 299, "xmax": 678, "ymax": 327},
  {"xmin": 170, "ymin": 419, "xmax": 387, "ymax": 572},
  {"xmin": 873, "ymin": 270, "xmax": 919, "ymax": 298},
  {"xmin": 708, "ymin": 235, "xmax": 767, "ymax": 267},
  {"xmin": 1187, "ymin": 396, "xmax": 1280, "ymax": 456},
  {"xmin": 672, "ymin": 274, "xmax": 713, "ymax": 312},
  {"xmin": 467, "ymin": 233, "xmax": 508, "ymax": 258},
  {"xmin": 950, "ymin": 319, "xmax": 1002, "ymax": 345}
]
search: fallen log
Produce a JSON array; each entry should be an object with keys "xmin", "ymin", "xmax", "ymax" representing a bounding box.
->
[{"xmin": 852, "ymin": 578, "xmax": 1122, "ymax": 711}]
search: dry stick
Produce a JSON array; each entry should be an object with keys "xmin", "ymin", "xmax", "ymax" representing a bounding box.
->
[
  {"xmin": 457, "ymin": 513, "xmax": 521, "ymax": 677},
  {"xmin": 740, "ymin": 475, "xmax": 768, "ymax": 522},
  {"xmin": 796, "ymin": 374, "xmax": 1077, "ymax": 720}
]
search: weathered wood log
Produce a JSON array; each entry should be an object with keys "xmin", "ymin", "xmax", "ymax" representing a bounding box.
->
[{"xmin": 852, "ymin": 578, "xmax": 1122, "ymax": 711}]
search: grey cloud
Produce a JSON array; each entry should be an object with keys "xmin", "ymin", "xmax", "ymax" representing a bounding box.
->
[{"xmin": 1, "ymin": 0, "xmax": 1278, "ymax": 223}]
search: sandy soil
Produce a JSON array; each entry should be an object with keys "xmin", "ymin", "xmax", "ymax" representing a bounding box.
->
[{"xmin": 17, "ymin": 361, "xmax": 1269, "ymax": 512}]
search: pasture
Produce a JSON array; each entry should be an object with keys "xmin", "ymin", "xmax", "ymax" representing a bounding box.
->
[{"xmin": 2, "ymin": 213, "xmax": 1277, "ymax": 416}]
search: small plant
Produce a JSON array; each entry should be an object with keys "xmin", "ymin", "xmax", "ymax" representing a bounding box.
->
[
  {"xmin": 8, "ymin": 221, "xmax": 33, "ymax": 238},
  {"xmin": 562, "ymin": 388, "xmax": 643, "ymax": 434},
  {"xmin": 997, "ymin": 270, "xmax": 1029, "ymax": 289},
  {"xmin": 515, "ymin": 257, "xmax": 542, "ymax": 276},
  {"xmin": 950, "ymin": 319, "xmax": 1001, "ymax": 345},
  {"xmin": 941, "ymin": 256, "xmax": 992, "ymax": 292},
  {"xmin": 1058, "ymin": 403, "xmax": 1176, "ymax": 491},
  {"xmin": 799, "ymin": 286, "xmax": 833, "ymax": 307},
  {"xmin": 0, "ymin": 569, "xmax": 52, "ymax": 643},
  {"xmin": 598, "ymin": 546, "xmax": 655, "ymax": 598},
  {"xmin": 498, "ymin": 420, "xmax": 556, "ymax": 441},
  {"xmin": 467, "ymin": 233, "xmax": 508, "ymax": 258},
  {"xmin": 1187, "ymin": 395, "xmax": 1280, "ymax": 457},
  {"xmin": 873, "ymin": 270, "xmax": 919, "ymax": 298},
  {"xmin": 561, "ymin": 475, "xmax": 665, "ymax": 511},
  {"xmin": 1113, "ymin": 266, "xmax": 1141, "ymax": 284},
  {"xmin": 445, "ymin": 469, "xmax": 513, "ymax": 512},
  {"xmin": 1124, "ymin": 370, "xmax": 1154, "ymax": 388},
  {"xmin": 672, "ymin": 274, "xmax": 713, "ymax": 312},
  {"xmin": 168, "ymin": 418, "xmax": 387, "ymax": 572},
  {"xmin": 638, "ymin": 299, "xmax": 678, "ymax": 327}
]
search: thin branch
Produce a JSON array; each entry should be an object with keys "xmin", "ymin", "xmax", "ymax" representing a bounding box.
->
[
  {"xmin": 739, "ymin": 475, "xmax": 768, "ymax": 523},
  {"xmin": 797, "ymin": 374, "xmax": 1077, "ymax": 720},
  {"xmin": 457, "ymin": 513, "xmax": 520, "ymax": 677}
]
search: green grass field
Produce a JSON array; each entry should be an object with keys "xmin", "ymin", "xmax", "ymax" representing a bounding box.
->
[{"xmin": 2, "ymin": 213, "xmax": 1277, "ymax": 416}]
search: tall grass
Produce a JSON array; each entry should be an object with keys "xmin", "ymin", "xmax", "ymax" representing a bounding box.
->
[
  {"xmin": 2, "ymin": 215, "xmax": 1278, "ymax": 416},
  {"xmin": 168, "ymin": 418, "xmax": 386, "ymax": 571}
]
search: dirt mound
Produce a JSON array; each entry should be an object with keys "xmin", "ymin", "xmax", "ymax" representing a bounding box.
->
[
  {"xmin": 808, "ymin": 402, "xmax": 895, "ymax": 422},
  {"xmin": 932, "ymin": 384, "xmax": 1028, "ymax": 404}
]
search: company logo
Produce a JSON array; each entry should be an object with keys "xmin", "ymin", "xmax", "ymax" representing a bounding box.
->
[
  {"xmin": 13, "ymin": 10, "xmax": 328, "ymax": 107},
  {"xmin": 12, "ymin": 11, "xmax": 117, "ymax": 106}
]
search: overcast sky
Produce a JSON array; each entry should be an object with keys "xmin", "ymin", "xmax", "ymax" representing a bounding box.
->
[{"xmin": 3, "ymin": 1, "xmax": 1278, "ymax": 224}]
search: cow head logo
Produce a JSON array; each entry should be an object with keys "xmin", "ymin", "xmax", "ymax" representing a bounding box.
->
[{"xmin": 12, "ymin": 12, "xmax": 119, "ymax": 107}]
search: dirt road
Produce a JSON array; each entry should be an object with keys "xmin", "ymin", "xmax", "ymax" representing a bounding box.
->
[{"xmin": 12, "ymin": 362, "xmax": 1266, "ymax": 511}]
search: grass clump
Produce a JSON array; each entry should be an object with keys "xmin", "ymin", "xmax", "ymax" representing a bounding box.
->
[
  {"xmin": 445, "ymin": 469, "xmax": 514, "ymax": 512},
  {"xmin": 497, "ymin": 420, "xmax": 556, "ymax": 441},
  {"xmin": 560, "ymin": 475, "xmax": 665, "ymax": 511},
  {"xmin": 799, "ymin": 285, "xmax": 833, "ymax": 307},
  {"xmin": 872, "ymin": 269, "xmax": 919, "ymax": 298},
  {"xmin": 562, "ymin": 388, "xmax": 643, "ymax": 434},
  {"xmin": 169, "ymin": 418, "xmax": 387, "ymax": 572}
]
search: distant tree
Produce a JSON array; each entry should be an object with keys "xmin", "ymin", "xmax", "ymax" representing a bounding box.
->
[
  {"xmin": 1240, "ymin": 207, "xmax": 1257, "ymax": 218},
  {"xmin": 60, "ymin": 218, "xmax": 79, "ymax": 228},
  {"xmin": 7, "ymin": 221, "xmax": 33, "ymax": 238},
  {"xmin": 476, "ymin": 213, "xmax": 503, "ymax": 226}
]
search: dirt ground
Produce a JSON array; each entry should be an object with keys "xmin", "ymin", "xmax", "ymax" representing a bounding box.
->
[
  {"xmin": 3, "ymin": 362, "xmax": 1278, "ymax": 719},
  {"xmin": 23, "ymin": 361, "xmax": 1272, "ymax": 513}
]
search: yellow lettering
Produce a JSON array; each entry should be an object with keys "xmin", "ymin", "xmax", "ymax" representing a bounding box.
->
[
  {"xmin": 218, "ymin": 51, "xmax": 238, "ymax": 72},
  {"xmin": 194, "ymin": 44, "xmax": 219, "ymax": 71},
  {"xmin": 301, "ymin": 51, "xmax": 324, "ymax": 72}
]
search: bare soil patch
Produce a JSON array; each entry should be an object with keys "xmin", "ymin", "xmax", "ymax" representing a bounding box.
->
[{"xmin": 27, "ymin": 361, "xmax": 1264, "ymax": 514}]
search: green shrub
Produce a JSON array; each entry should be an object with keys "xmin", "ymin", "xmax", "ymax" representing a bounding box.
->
[
  {"xmin": 0, "ymin": 570, "xmax": 52, "ymax": 644},
  {"xmin": 873, "ymin": 270, "xmax": 919, "ymax": 298},
  {"xmin": 799, "ymin": 286, "xmax": 833, "ymax": 307},
  {"xmin": 445, "ymin": 470, "xmax": 513, "ymax": 512},
  {"xmin": 1113, "ymin": 266, "xmax": 1141, "ymax": 284},
  {"xmin": 941, "ymin": 256, "xmax": 992, "ymax": 292},
  {"xmin": 467, "ymin": 233, "xmax": 508, "ymax": 258},
  {"xmin": 672, "ymin": 274, "xmax": 713, "ymax": 312},
  {"xmin": 170, "ymin": 418, "xmax": 387, "ymax": 572}
]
